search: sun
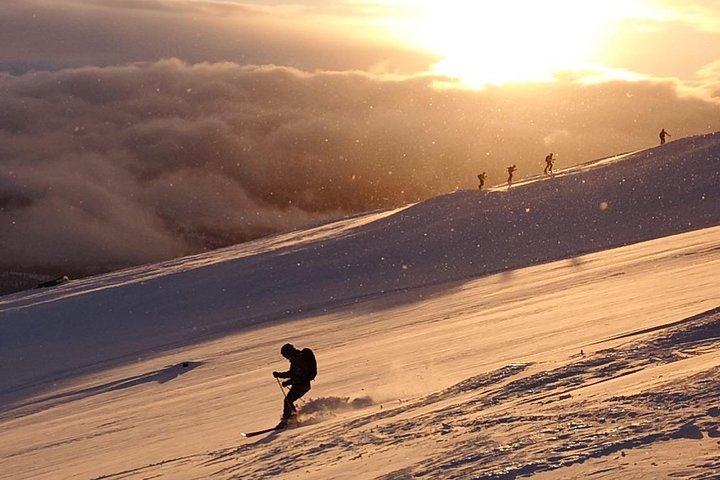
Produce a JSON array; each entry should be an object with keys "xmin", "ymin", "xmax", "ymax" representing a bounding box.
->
[{"xmin": 397, "ymin": 0, "xmax": 653, "ymax": 87}]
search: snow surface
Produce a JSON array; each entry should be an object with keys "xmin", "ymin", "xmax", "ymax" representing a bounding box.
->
[{"xmin": 1, "ymin": 133, "xmax": 719, "ymax": 479}]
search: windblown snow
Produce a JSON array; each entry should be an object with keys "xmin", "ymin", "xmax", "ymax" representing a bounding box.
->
[{"xmin": 1, "ymin": 133, "xmax": 719, "ymax": 479}]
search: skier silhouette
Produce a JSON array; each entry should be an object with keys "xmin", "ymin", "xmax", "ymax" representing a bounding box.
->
[
  {"xmin": 659, "ymin": 128, "xmax": 671, "ymax": 145},
  {"xmin": 543, "ymin": 153, "xmax": 555, "ymax": 174},
  {"xmin": 477, "ymin": 172, "xmax": 487, "ymax": 190},
  {"xmin": 272, "ymin": 343, "xmax": 317, "ymax": 429},
  {"xmin": 507, "ymin": 165, "xmax": 517, "ymax": 187}
]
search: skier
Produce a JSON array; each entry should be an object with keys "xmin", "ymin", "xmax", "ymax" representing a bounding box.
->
[
  {"xmin": 272, "ymin": 343, "xmax": 317, "ymax": 429},
  {"xmin": 659, "ymin": 128, "xmax": 671, "ymax": 145},
  {"xmin": 507, "ymin": 165, "xmax": 517, "ymax": 187},
  {"xmin": 543, "ymin": 153, "xmax": 554, "ymax": 174},
  {"xmin": 477, "ymin": 172, "xmax": 487, "ymax": 190}
]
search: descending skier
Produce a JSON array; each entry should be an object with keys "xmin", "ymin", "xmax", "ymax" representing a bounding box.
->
[
  {"xmin": 659, "ymin": 128, "xmax": 671, "ymax": 145},
  {"xmin": 543, "ymin": 153, "xmax": 555, "ymax": 174},
  {"xmin": 272, "ymin": 343, "xmax": 317, "ymax": 429},
  {"xmin": 507, "ymin": 165, "xmax": 517, "ymax": 187},
  {"xmin": 477, "ymin": 172, "xmax": 487, "ymax": 190}
]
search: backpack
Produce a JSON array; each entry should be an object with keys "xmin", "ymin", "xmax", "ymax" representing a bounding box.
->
[{"xmin": 301, "ymin": 348, "xmax": 317, "ymax": 381}]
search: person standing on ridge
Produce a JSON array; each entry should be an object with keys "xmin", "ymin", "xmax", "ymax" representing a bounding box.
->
[
  {"xmin": 272, "ymin": 343, "xmax": 317, "ymax": 429},
  {"xmin": 659, "ymin": 128, "xmax": 671, "ymax": 145},
  {"xmin": 543, "ymin": 153, "xmax": 555, "ymax": 174},
  {"xmin": 507, "ymin": 165, "xmax": 517, "ymax": 188},
  {"xmin": 477, "ymin": 172, "xmax": 487, "ymax": 190}
]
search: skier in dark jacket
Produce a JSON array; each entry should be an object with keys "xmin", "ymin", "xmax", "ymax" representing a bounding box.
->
[{"xmin": 273, "ymin": 343, "xmax": 317, "ymax": 428}]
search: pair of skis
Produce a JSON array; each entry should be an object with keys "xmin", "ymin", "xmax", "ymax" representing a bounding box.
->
[
  {"xmin": 241, "ymin": 378, "xmax": 297, "ymax": 438},
  {"xmin": 241, "ymin": 419, "xmax": 302, "ymax": 438},
  {"xmin": 241, "ymin": 425, "xmax": 285, "ymax": 438}
]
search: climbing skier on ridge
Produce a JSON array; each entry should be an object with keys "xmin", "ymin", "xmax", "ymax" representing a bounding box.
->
[
  {"xmin": 477, "ymin": 171, "xmax": 487, "ymax": 190},
  {"xmin": 659, "ymin": 128, "xmax": 671, "ymax": 145},
  {"xmin": 543, "ymin": 153, "xmax": 555, "ymax": 174},
  {"xmin": 507, "ymin": 164, "xmax": 517, "ymax": 188},
  {"xmin": 272, "ymin": 343, "xmax": 317, "ymax": 429}
]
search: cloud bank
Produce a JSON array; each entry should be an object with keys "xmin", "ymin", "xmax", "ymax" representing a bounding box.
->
[{"xmin": 1, "ymin": 59, "xmax": 719, "ymax": 276}]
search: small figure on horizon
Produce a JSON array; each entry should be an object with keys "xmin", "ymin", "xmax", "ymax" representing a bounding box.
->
[
  {"xmin": 477, "ymin": 172, "xmax": 487, "ymax": 190},
  {"xmin": 659, "ymin": 128, "xmax": 671, "ymax": 145},
  {"xmin": 507, "ymin": 165, "xmax": 517, "ymax": 187},
  {"xmin": 272, "ymin": 343, "xmax": 317, "ymax": 429},
  {"xmin": 544, "ymin": 153, "xmax": 555, "ymax": 175}
]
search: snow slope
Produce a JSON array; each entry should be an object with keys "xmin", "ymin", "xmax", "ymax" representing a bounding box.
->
[{"xmin": 0, "ymin": 133, "xmax": 719, "ymax": 479}]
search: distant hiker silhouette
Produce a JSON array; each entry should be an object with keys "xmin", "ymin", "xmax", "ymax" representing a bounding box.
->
[
  {"xmin": 477, "ymin": 172, "xmax": 487, "ymax": 190},
  {"xmin": 272, "ymin": 343, "xmax": 317, "ymax": 429},
  {"xmin": 543, "ymin": 153, "xmax": 555, "ymax": 174},
  {"xmin": 507, "ymin": 165, "xmax": 517, "ymax": 187},
  {"xmin": 659, "ymin": 128, "xmax": 671, "ymax": 145}
]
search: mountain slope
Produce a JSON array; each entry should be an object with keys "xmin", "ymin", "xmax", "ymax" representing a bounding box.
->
[
  {"xmin": 0, "ymin": 134, "xmax": 719, "ymax": 479},
  {"xmin": 2, "ymin": 133, "xmax": 718, "ymax": 401}
]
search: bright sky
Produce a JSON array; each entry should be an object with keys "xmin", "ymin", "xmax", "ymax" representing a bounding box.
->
[
  {"xmin": 367, "ymin": 0, "xmax": 713, "ymax": 86},
  {"xmin": 393, "ymin": 0, "xmax": 660, "ymax": 85},
  {"xmin": 267, "ymin": 0, "xmax": 720, "ymax": 88},
  {"xmin": 3, "ymin": 0, "xmax": 718, "ymax": 90}
]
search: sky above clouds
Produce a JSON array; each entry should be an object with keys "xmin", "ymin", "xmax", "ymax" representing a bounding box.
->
[{"xmin": 1, "ymin": 0, "xmax": 719, "ymax": 276}]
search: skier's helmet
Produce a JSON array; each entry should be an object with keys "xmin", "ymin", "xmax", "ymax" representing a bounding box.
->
[{"xmin": 280, "ymin": 343, "xmax": 295, "ymax": 358}]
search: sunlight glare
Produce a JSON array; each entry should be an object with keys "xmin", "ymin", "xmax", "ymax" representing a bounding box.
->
[{"xmin": 402, "ymin": 0, "xmax": 658, "ymax": 87}]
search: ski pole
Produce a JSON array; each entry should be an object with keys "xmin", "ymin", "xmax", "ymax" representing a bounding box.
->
[{"xmin": 276, "ymin": 377, "xmax": 287, "ymax": 397}]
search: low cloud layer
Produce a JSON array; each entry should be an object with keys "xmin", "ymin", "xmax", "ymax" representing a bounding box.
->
[{"xmin": 1, "ymin": 59, "xmax": 719, "ymax": 276}]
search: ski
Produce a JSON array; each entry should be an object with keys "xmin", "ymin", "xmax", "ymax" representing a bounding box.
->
[{"xmin": 241, "ymin": 426, "xmax": 283, "ymax": 438}]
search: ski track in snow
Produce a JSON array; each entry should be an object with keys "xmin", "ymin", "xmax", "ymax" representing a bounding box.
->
[
  {"xmin": 94, "ymin": 307, "xmax": 720, "ymax": 480},
  {"xmin": 194, "ymin": 309, "xmax": 720, "ymax": 480}
]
